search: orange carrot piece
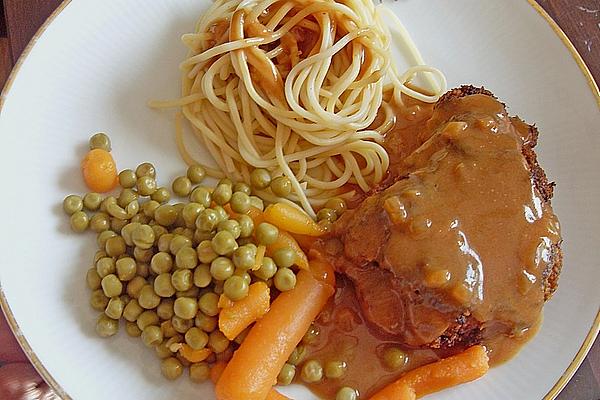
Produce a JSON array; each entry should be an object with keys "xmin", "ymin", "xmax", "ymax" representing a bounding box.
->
[
  {"xmin": 307, "ymin": 256, "xmax": 336, "ymax": 288},
  {"xmin": 218, "ymin": 282, "xmax": 270, "ymax": 340},
  {"xmin": 224, "ymin": 204, "xmax": 265, "ymax": 225},
  {"xmin": 292, "ymin": 232, "xmax": 318, "ymax": 251},
  {"xmin": 266, "ymin": 230, "xmax": 309, "ymax": 270},
  {"xmin": 252, "ymin": 245, "xmax": 266, "ymax": 271},
  {"xmin": 178, "ymin": 345, "xmax": 212, "ymax": 363},
  {"xmin": 218, "ymin": 294, "xmax": 235, "ymax": 309},
  {"xmin": 215, "ymin": 270, "xmax": 335, "ymax": 400},
  {"xmin": 370, "ymin": 345, "xmax": 489, "ymax": 400},
  {"xmin": 81, "ymin": 149, "xmax": 118, "ymax": 193},
  {"xmin": 210, "ymin": 361, "xmax": 228, "ymax": 384},
  {"xmin": 263, "ymin": 203, "xmax": 324, "ymax": 236},
  {"xmin": 266, "ymin": 389, "xmax": 291, "ymax": 400}
]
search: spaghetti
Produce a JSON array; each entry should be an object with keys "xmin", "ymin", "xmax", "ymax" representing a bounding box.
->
[{"xmin": 150, "ymin": 0, "xmax": 446, "ymax": 217}]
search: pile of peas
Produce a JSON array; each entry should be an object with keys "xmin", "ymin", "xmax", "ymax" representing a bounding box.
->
[{"xmin": 64, "ymin": 133, "xmax": 349, "ymax": 383}]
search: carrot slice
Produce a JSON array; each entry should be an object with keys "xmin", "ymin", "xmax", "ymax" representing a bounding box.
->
[
  {"xmin": 370, "ymin": 345, "xmax": 489, "ymax": 400},
  {"xmin": 266, "ymin": 230, "xmax": 309, "ymax": 270},
  {"xmin": 218, "ymin": 294, "xmax": 235, "ymax": 309},
  {"xmin": 81, "ymin": 149, "xmax": 118, "ymax": 193},
  {"xmin": 210, "ymin": 361, "xmax": 228, "ymax": 384},
  {"xmin": 224, "ymin": 204, "xmax": 265, "ymax": 226},
  {"xmin": 266, "ymin": 389, "xmax": 291, "ymax": 400},
  {"xmin": 263, "ymin": 203, "xmax": 324, "ymax": 236},
  {"xmin": 215, "ymin": 270, "xmax": 335, "ymax": 400},
  {"xmin": 178, "ymin": 345, "xmax": 212, "ymax": 363},
  {"xmin": 219, "ymin": 282, "xmax": 270, "ymax": 340}
]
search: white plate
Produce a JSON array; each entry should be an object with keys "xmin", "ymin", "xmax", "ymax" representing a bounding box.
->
[{"xmin": 0, "ymin": 1, "xmax": 598, "ymax": 399}]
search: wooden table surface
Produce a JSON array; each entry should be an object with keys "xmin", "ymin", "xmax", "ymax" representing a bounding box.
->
[{"xmin": 0, "ymin": 0, "xmax": 598, "ymax": 399}]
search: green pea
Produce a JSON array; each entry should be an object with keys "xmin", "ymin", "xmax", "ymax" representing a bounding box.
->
[
  {"xmin": 300, "ymin": 360, "xmax": 323, "ymax": 383},
  {"xmin": 210, "ymin": 257, "xmax": 234, "ymax": 281},
  {"xmin": 110, "ymin": 217, "xmax": 128, "ymax": 233},
  {"xmin": 172, "ymin": 176, "xmax": 193, "ymax": 197},
  {"xmin": 211, "ymin": 231, "xmax": 238, "ymax": 255},
  {"xmin": 157, "ymin": 299, "xmax": 175, "ymax": 321},
  {"xmin": 208, "ymin": 330, "xmax": 230, "ymax": 353},
  {"xmin": 142, "ymin": 200, "xmax": 160, "ymax": 218},
  {"xmin": 94, "ymin": 250, "xmax": 108, "ymax": 264},
  {"xmin": 187, "ymin": 165, "xmax": 206, "ymax": 184},
  {"xmin": 137, "ymin": 310, "xmax": 159, "ymax": 330},
  {"xmin": 185, "ymin": 327, "xmax": 209, "ymax": 350},
  {"xmin": 195, "ymin": 313, "xmax": 217, "ymax": 332},
  {"xmin": 254, "ymin": 256, "xmax": 277, "ymax": 280},
  {"xmin": 105, "ymin": 297, "xmax": 124, "ymax": 319},
  {"xmin": 230, "ymin": 191, "xmax": 251, "ymax": 213},
  {"xmin": 157, "ymin": 233, "xmax": 174, "ymax": 252},
  {"xmin": 325, "ymin": 197, "xmax": 347, "ymax": 216},
  {"xmin": 86, "ymin": 268, "xmax": 102, "ymax": 290},
  {"xmin": 336, "ymin": 387, "xmax": 358, "ymax": 400},
  {"xmin": 325, "ymin": 360, "xmax": 347, "ymax": 379},
  {"xmin": 90, "ymin": 213, "xmax": 110, "ymax": 233},
  {"xmin": 89, "ymin": 132, "xmax": 112, "ymax": 151},
  {"xmin": 96, "ymin": 314, "xmax": 119, "ymax": 337},
  {"xmin": 217, "ymin": 219, "xmax": 241, "ymax": 239},
  {"xmin": 134, "ymin": 247, "xmax": 153, "ymax": 264},
  {"xmin": 213, "ymin": 280, "xmax": 225, "ymax": 295},
  {"xmin": 136, "ymin": 162, "xmax": 156, "ymax": 179},
  {"xmin": 151, "ymin": 187, "xmax": 171, "ymax": 203},
  {"xmin": 193, "ymin": 264, "xmax": 212, "ymax": 288},
  {"xmin": 197, "ymin": 240, "xmax": 218, "ymax": 264},
  {"xmin": 233, "ymin": 269, "xmax": 252, "ymax": 286},
  {"xmin": 317, "ymin": 208, "xmax": 337, "ymax": 222},
  {"xmin": 170, "ymin": 235, "xmax": 192, "ymax": 255},
  {"xmin": 232, "ymin": 246, "xmax": 255, "ymax": 270},
  {"xmin": 212, "ymin": 183, "xmax": 232, "ymax": 205},
  {"xmin": 96, "ymin": 257, "xmax": 115, "ymax": 278},
  {"xmin": 255, "ymin": 222, "xmax": 279, "ymax": 245},
  {"xmin": 131, "ymin": 224, "xmax": 155, "ymax": 250},
  {"xmin": 218, "ymin": 177, "xmax": 233, "ymax": 187},
  {"xmin": 196, "ymin": 208, "xmax": 219, "ymax": 232},
  {"xmin": 141, "ymin": 325, "xmax": 163, "ymax": 347},
  {"xmin": 233, "ymin": 182, "xmax": 251, "ymax": 195},
  {"xmin": 288, "ymin": 345, "xmax": 307, "ymax": 365},
  {"xmin": 271, "ymin": 176, "xmax": 292, "ymax": 197},
  {"xmin": 382, "ymin": 347, "xmax": 407, "ymax": 370},
  {"xmin": 223, "ymin": 276, "xmax": 249, "ymax": 301},
  {"xmin": 90, "ymin": 289, "xmax": 110, "ymax": 311},
  {"xmin": 172, "ymin": 269, "xmax": 193, "ymax": 291},
  {"xmin": 273, "ymin": 247, "xmax": 295, "ymax": 268},
  {"xmin": 101, "ymin": 274, "xmax": 122, "ymax": 298},
  {"xmin": 250, "ymin": 168, "xmax": 271, "ymax": 189},
  {"xmin": 137, "ymin": 176, "xmax": 157, "ymax": 196},
  {"xmin": 278, "ymin": 363, "xmax": 296, "ymax": 385},
  {"xmin": 198, "ymin": 292, "xmax": 219, "ymax": 316},
  {"xmin": 154, "ymin": 273, "xmax": 176, "ymax": 297},
  {"xmin": 138, "ymin": 285, "xmax": 161, "ymax": 309},
  {"xmin": 117, "ymin": 188, "xmax": 138, "ymax": 208},
  {"xmin": 118, "ymin": 169, "xmax": 137, "ymax": 189},
  {"xmin": 176, "ymin": 247, "xmax": 198, "ymax": 270},
  {"xmin": 189, "ymin": 186, "xmax": 212, "ymax": 207},
  {"xmin": 189, "ymin": 362, "xmax": 210, "ymax": 383},
  {"xmin": 174, "ymin": 297, "xmax": 198, "ymax": 319},
  {"xmin": 182, "ymin": 203, "xmax": 204, "ymax": 228},
  {"xmin": 274, "ymin": 268, "xmax": 296, "ymax": 292},
  {"xmin": 152, "ymin": 224, "xmax": 168, "ymax": 240},
  {"xmin": 123, "ymin": 299, "xmax": 143, "ymax": 322},
  {"xmin": 302, "ymin": 324, "xmax": 320, "ymax": 345},
  {"xmin": 161, "ymin": 357, "xmax": 183, "ymax": 380},
  {"xmin": 116, "ymin": 257, "xmax": 137, "ymax": 281},
  {"xmin": 70, "ymin": 211, "xmax": 89, "ymax": 232},
  {"xmin": 236, "ymin": 214, "xmax": 254, "ymax": 238},
  {"xmin": 105, "ymin": 236, "xmax": 126, "ymax": 257},
  {"xmin": 126, "ymin": 321, "xmax": 142, "ymax": 337},
  {"xmin": 249, "ymin": 196, "xmax": 264, "ymax": 211},
  {"xmin": 83, "ymin": 193, "xmax": 103, "ymax": 211},
  {"xmin": 126, "ymin": 276, "xmax": 147, "ymax": 299},
  {"xmin": 213, "ymin": 205, "xmax": 229, "ymax": 222}
]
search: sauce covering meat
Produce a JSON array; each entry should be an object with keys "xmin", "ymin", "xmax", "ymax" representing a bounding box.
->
[{"xmin": 305, "ymin": 86, "xmax": 562, "ymax": 398}]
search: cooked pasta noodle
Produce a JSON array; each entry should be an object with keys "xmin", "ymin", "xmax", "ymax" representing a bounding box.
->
[{"xmin": 150, "ymin": 0, "xmax": 446, "ymax": 217}]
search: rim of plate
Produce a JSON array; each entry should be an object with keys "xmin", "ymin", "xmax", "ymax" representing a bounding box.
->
[{"xmin": 0, "ymin": 1, "xmax": 598, "ymax": 399}]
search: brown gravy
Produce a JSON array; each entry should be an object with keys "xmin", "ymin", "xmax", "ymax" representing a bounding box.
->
[{"xmin": 304, "ymin": 92, "xmax": 560, "ymax": 398}]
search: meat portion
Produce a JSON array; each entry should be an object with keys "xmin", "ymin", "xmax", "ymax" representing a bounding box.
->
[{"xmin": 316, "ymin": 86, "xmax": 562, "ymax": 349}]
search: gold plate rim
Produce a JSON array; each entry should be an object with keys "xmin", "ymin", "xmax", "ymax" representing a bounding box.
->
[{"xmin": 0, "ymin": 1, "xmax": 599, "ymax": 400}]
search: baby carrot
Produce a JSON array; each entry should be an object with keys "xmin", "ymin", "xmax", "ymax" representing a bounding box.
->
[
  {"xmin": 215, "ymin": 270, "xmax": 334, "ymax": 400},
  {"xmin": 218, "ymin": 282, "xmax": 270, "ymax": 340}
]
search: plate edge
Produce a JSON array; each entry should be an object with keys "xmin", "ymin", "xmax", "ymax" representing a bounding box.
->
[{"xmin": 0, "ymin": 1, "xmax": 597, "ymax": 400}]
